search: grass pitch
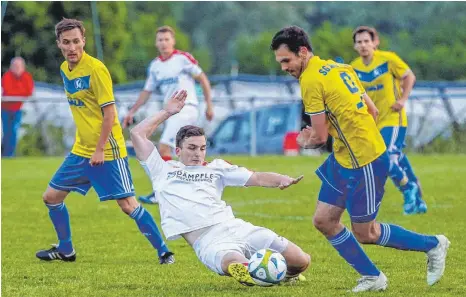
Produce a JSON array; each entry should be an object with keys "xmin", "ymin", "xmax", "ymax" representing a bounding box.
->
[{"xmin": 2, "ymin": 154, "xmax": 466, "ymax": 297}]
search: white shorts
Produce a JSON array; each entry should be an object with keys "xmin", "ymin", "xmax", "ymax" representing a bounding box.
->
[
  {"xmin": 160, "ymin": 104, "xmax": 199, "ymax": 148},
  {"xmin": 192, "ymin": 218, "xmax": 289, "ymax": 275}
]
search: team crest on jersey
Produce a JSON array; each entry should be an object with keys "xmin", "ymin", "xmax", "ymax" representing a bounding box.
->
[
  {"xmin": 74, "ymin": 78, "xmax": 84, "ymax": 90},
  {"xmin": 60, "ymin": 70, "xmax": 90, "ymax": 94}
]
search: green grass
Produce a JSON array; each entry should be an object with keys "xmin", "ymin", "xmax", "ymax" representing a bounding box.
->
[{"xmin": 2, "ymin": 155, "xmax": 466, "ymax": 297}]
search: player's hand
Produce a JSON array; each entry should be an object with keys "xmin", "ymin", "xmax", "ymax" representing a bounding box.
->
[
  {"xmin": 205, "ymin": 105, "xmax": 214, "ymax": 121},
  {"xmin": 297, "ymin": 126, "xmax": 313, "ymax": 148},
  {"xmin": 279, "ymin": 175, "xmax": 304, "ymax": 190},
  {"xmin": 391, "ymin": 99, "xmax": 406, "ymax": 112},
  {"xmin": 164, "ymin": 90, "xmax": 188, "ymax": 115},
  {"xmin": 122, "ymin": 112, "xmax": 134, "ymax": 129},
  {"xmin": 90, "ymin": 149, "xmax": 105, "ymax": 166}
]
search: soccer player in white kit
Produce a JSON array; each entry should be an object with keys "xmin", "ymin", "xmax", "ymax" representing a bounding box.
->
[
  {"xmin": 122, "ymin": 26, "xmax": 214, "ymax": 204},
  {"xmin": 129, "ymin": 90, "xmax": 311, "ymax": 286}
]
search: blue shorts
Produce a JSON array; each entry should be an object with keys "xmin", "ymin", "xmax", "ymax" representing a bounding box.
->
[
  {"xmin": 316, "ymin": 152, "xmax": 390, "ymax": 223},
  {"xmin": 49, "ymin": 153, "xmax": 135, "ymax": 201},
  {"xmin": 380, "ymin": 126, "xmax": 407, "ymax": 154}
]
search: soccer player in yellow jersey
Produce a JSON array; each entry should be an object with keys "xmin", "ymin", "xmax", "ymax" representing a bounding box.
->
[
  {"xmin": 271, "ymin": 26, "xmax": 449, "ymax": 293},
  {"xmin": 35, "ymin": 18, "xmax": 174, "ymax": 265},
  {"xmin": 351, "ymin": 26, "xmax": 427, "ymax": 215}
]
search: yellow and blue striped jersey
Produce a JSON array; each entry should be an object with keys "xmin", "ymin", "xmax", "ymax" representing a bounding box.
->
[
  {"xmin": 300, "ymin": 56, "xmax": 386, "ymax": 169},
  {"xmin": 350, "ymin": 50, "xmax": 410, "ymax": 129},
  {"xmin": 60, "ymin": 52, "xmax": 127, "ymax": 160}
]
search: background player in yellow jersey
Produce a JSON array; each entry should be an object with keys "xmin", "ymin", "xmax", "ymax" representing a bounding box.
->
[
  {"xmin": 35, "ymin": 18, "xmax": 174, "ymax": 265},
  {"xmin": 351, "ymin": 26, "xmax": 427, "ymax": 215},
  {"xmin": 271, "ymin": 26, "xmax": 449, "ymax": 293}
]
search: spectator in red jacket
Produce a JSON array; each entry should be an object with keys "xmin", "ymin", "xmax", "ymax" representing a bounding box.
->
[{"xmin": 1, "ymin": 57, "xmax": 34, "ymax": 157}]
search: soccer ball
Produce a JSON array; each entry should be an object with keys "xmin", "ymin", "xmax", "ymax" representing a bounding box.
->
[{"xmin": 248, "ymin": 249, "xmax": 287, "ymax": 286}]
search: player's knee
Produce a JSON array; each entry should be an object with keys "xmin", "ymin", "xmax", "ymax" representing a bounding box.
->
[
  {"xmin": 312, "ymin": 215, "xmax": 335, "ymax": 234},
  {"xmin": 293, "ymin": 250, "xmax": 311, "ymax": 273},
  {"xmin": 42, "ymin": 188, "xmax": 66, "ymax": 204},
  {"xmin": 117, "ymin": 197, "xmax": 138, "ymax": 215},
  {"xmin": 282, "ymin": 243, "xmax": 311, "ymax": 273}
]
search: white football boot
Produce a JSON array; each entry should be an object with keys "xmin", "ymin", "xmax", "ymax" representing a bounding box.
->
[
  {"xmin": 426, "ymin": 235, "xmax": 450, "ymax": 286},
  {"xmin": 351, "ymin": 272, "xmax": 388, "ymax": 293}
]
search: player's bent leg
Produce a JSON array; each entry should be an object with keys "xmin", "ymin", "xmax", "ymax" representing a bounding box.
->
[
  {"xmin": 222, "ymin": 252, "xmax": 256, "ymax": 286},
  {"xmin": 37, "ymin": 154, "xmax": 91, "ymax": 262},
  {"xmin": 280, "ymin": 241, "xmax": 311, "ymax": 283},
  {"xmin": 399, "ymin": 153, "xmax": 427, "ymax": 213},
  {"xmin": 117, "ymin": 197, "xmax": 174, "ymax": 264},
  {"xmin": 314, "ymin": 201, "xmax": 381, "ymax": 278},
  {"xmin": 357, "ymin": 220, "xmax": 450, "ymax": 285}
]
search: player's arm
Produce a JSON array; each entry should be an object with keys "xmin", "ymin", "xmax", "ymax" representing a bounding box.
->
[
  {"xmin": 183, "ymin": 52, "xmax": 214, "ymax": 121},
  {"xmin": 362, "ymin": 93, "xmax": 379, "ymax": 121},
  {"xmin": 390, "ymin": 53, "xmax": 416, "ymax": 111},
  {"xmin": 91, "ymin": 66, "xmax": 118, "ymax": 166},
  {"xmin": 194, "ymin": 72, "xmax": 214, "ymax": 121},
  {"xmin": 393, "ymin": 70, "xmax": 416, "ymax": 111},
  {"xmin": 91, "ymin": 104, "xmax": 116, "ymax": 166},
  {"xmin": 130, "ymin": 90, "xmax": 188, "ymax": 161},
  {"xmin": 245, "ymin": 172, "xmax": 303, "ymax": 190},
  {"xmin": 297, "ymin": 114, "xmax": 328, "ymax": 149},
  {"xmin": 122, "ymin": 90, "xmax": 152, "ymax": 128},
  {"xmin": 298, "ymin": 78, "xmax": 329, "ymax": 149},
  {"xmin": 123, "ymin": 63, "xmax": 157, "ymax": 128}
]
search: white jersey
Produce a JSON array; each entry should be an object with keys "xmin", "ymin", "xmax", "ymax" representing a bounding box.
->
[
  {"xmin": 140, "ymin": 148, "xmax": 253, "ymax": 240},
  {"xmin": 143, "ymin": 50, "xmax": 203, "ymax": 106}
]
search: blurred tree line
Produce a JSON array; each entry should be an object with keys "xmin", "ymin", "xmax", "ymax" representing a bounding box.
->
[{"xmin": 2, "ymin": 1, "xmax": 466, "ymax": 84}]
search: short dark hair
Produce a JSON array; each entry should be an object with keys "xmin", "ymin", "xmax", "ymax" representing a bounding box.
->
[
  {"xmin": 270, "ymin": 26, "xmax": 312, "ymax": 54},
  {"xmin": 55, "ymin": 18, "xmax": 85, "ymax": 40},
  {"xmin": 352, "ymin": 26, "xmax": 377, "ymax": 43},
  {"xmin": 176, "ymin": 125, "xmax": 205, "ymax": 148},
  {"xmin": 156, "ymin": 25, "xmax": 175, "ymax": 37}
]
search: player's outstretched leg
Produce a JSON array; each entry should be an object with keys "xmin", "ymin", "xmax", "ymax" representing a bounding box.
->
[
  {"xmin": 399, "ymin": 153, "xmax": 427, "ymax": 213},
  {"xmin": 36, "ymin": 187, "xmax": 76, "ymax": 261},
  {"xmin": 374, "ymin": 223, "xmax": 450, "ymax": 285},
  {"xmin": 118, "ymin": 198, "xmax": 174, "ymax": 264},
  {"xmin": 354, "ymin": 221, "xmax": 450, "ymax": 286}
]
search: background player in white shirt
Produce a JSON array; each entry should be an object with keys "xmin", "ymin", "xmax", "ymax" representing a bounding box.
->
[
  {"xmin": 122, "ymin": 25, "xmax": 214, "ymax": 204},
  {"xmin": 129, "ymin": 89, "xmax": 311, "ymax": 286}
]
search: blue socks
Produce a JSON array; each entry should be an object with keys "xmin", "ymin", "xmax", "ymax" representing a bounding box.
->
[
  {"xmin": 130, "ymin": 205, "xmax": 169, "ymax": 257},
  {"xmin": 377, "ymin": 223, "xmax": 439, "ymax": 252},
  {"xmin": 46, "ymin": 202, "xmax": 73, "ymax": 254},
  {"xmin": 328, "ymin": 227, "xmax": 380, "ymax": 276},
  {"xmin": 399, "ymin": 153, "xmax": 418, "ymax": 184}
]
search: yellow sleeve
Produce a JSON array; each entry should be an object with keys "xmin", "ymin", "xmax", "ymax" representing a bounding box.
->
[
  {"xmin": 388, "ymin": 52, "xmax": 410, "ymax": 79},
  {"xmin": 302, "ymin": 78, "xmax": 325, "ymax": 115},
  {"xmin": 91, "ymin": 65, "xmax": 115, "ymax": 107}
]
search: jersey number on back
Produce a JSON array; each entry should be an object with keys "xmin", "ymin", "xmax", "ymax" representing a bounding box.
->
[
  {"xmin": 340, "ymin": 72, "xmax": 364, "ymax": 109},
  {"xmin": 340, "ymin": 72, "xmax": 359, "ymax": 94}
]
